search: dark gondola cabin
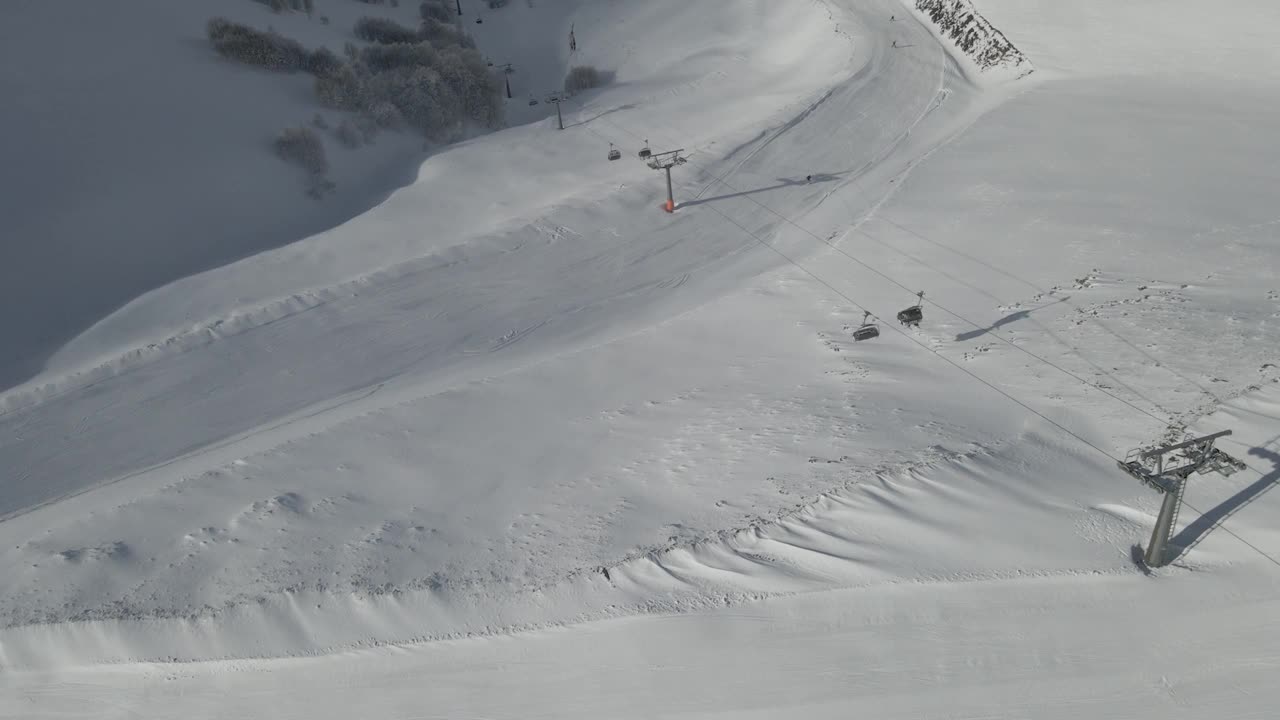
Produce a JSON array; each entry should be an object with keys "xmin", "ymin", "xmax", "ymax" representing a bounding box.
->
[
  {"xmin": 852, "ymin": 311, "xmax": 879, "ymax": 340},
  {"xmin": 853, "ymin": 324, "xmax": 880, "ymax": 341},
  {"xmin": 897, "ymin": 291, "xmax": 925, "ymax": 327}
]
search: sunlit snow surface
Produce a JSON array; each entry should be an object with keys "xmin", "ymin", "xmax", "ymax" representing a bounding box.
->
[{"xmin": 3, "ymin": 0, "xmax": 1280, "ymax": 716}]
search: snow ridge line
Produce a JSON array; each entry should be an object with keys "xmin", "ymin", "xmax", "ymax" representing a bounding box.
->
[
  {"xmin": 0, "ymin": 441, "xmax": 1150, "ymax": 670},
  {"xmin": 913, "ymin": 0, "xmax": 1032, "ymax": 76},
  {"xmin": 0, "ymin": 444, "xmax": 998, "ymax": 667}
]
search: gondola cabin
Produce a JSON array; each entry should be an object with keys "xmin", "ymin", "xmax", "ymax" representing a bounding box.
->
[
  {"xmin": 896, "ymin": 291, "xmax": 925, "ymax": 327},
  {"xmin": 852, "ymin": 311, "xmax": 879, "ymax": 340},
  {"xmin": 896, "ymin": 307, "xmax": 922, "ymax": 326}
]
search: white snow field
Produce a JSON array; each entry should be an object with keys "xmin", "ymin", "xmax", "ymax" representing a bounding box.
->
[{"xmin": 4, "ymin": 0, "xmax": 1280, "ymax": 716}]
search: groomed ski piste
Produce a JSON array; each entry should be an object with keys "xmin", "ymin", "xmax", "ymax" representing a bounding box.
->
[{"xmin": 3, "ymin": 0, "xmax": 1280, "ymax": 716}]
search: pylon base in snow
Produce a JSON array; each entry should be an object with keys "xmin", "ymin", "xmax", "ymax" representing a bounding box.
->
[{"xmin": 661, "ymin": 200, "xmax": 675, "ymax": 213}]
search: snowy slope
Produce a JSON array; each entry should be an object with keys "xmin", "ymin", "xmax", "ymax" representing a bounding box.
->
[
  {"xmin": 26, "ymin": 568, "xmax": 1277, "ymax": 720},
  {"xmin": 4, "ymin": 0, "xmax": 1280, "ymax": 716},
  {"xmin": 5, "ymin": 444, "xmax": 1280, "ymax": 720},
  {"xmin": 5, "ymin": 385, "xmax": 1280, "ymax": 711},
  {"xmin": 0, "ymin": 0, "xmax": 426, "ymax": 389},
  {"xmin": 0, "ymin": 2, "xmax": 950, "ymax": 514},
  {"xmin": 0, "ymin": 0, "xmax": 994, "ymax": 657}
]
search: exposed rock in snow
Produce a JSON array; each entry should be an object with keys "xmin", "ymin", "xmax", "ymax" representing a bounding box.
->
[{"xmin": 915, "ymin": 0, "xmax": 1031, "ymax": 74}]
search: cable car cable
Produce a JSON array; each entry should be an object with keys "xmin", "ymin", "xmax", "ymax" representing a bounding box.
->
[
  {"xmin": 579, "ymin": 118, "xmax": 1280, "ymax": 572},
  {"xmin": 590, "ymin": 112, "xmax": 1174, "ymax": 426}
]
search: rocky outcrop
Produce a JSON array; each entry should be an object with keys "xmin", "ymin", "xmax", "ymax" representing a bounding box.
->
[{"xmin": 915, "ymin": 0, "xmax": 1031, "ymax": 74}]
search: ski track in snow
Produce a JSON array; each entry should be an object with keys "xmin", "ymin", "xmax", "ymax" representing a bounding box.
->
[
  {"xmin": 5, "ymin": 4, "xmax": 1280, "ymax": 715},
  {"xmin": 0, "ymin": 0, "xmax": 1016, "ymax": 659},
  {"xmin": 0, "ymin": 0, "xmax": 958, "ymax": 523}
]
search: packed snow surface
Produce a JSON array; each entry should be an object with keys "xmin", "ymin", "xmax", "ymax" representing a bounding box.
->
[{"xmin": 4, "ymin": 0, "xmax": 1280, "ymax": 716}]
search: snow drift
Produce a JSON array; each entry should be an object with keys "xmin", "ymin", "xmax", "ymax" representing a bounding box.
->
[{"xmin": 5, "ymin": 1, "xmax": 1280, "ymax": 717}]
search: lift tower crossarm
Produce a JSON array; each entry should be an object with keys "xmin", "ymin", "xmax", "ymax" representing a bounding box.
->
[
  {"xmin": 1119, "ymin": 429, "xmax": 1247, "ymax": 567},
  {"xmin": 1140, "ymin": 430, "xmax": 1232, "ymax": 459},
  {"xmin": 644, "ymin": 148, "xmax": 688, "ymax": 213},
  {"xmin": 645, "ymin": 148, "xmax": 685, "ymax": 168}
]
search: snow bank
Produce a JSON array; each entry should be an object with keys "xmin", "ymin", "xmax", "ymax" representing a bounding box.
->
[
  {"xmin": 12, "ymin": 568, "xmax": 1278, "ymax": 720},
  {"xmin": 6, "ymin": 374, "xmax": 1280, "ymax": 669},
  {"xmin": 0, "ymin": 437, "xmax": 1130, "ymax": 668}
]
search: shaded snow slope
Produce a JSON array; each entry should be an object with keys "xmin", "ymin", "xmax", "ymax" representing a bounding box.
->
[
  {"xmin": 0, "ymin": 0, "xmax": 999, "ymax": 662},
  {"xmin": 20, "ymin": 0, "xmax": 858, "ymax": 389},
  {"xmin": 0, "ymin": 0, "xmax": 956, "ymax": 520},
  {"xmin": 0, "ymin": 0, "xmax": 461, "ymax": 390},
  {"xmin": 4, "ymin": 6, "xmax": 1280, "ymax": 718}
]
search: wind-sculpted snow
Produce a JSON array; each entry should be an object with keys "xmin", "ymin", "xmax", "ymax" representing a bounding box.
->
[
  {"xmin": 7, "ymin": 1, "xmax": 1280, "ymax": 715},
  {"xmin": 5, "ymin": 382, "xmax": 1280, "ymax": 671},
  {"xmin": 0, "ymin": 436, "xmax": 1170, "ymax": 666}
]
